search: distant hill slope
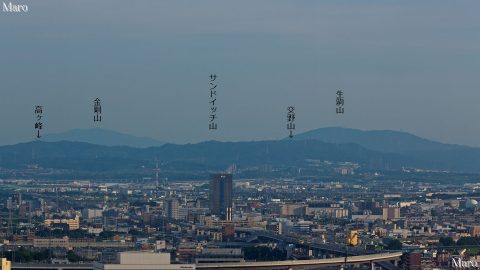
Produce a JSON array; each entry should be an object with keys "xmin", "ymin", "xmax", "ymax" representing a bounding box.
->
[
  {"xmin": 0, "ymin": 140, "xmax": 409, "ymax": 172},
  {"xmin": 293, "ymin": 127, "xmax": 466, "ymax": 154},
  {"xmin": 292, "ymin": 127, "xmax": 480, "ymax": 173},
  {"xmin": 1, "ymin": 128, "xmax": 480, "ymax": 179},
  {"xmin": 41, "ymin": 128, "xmax": 165, "ymax": 148}
]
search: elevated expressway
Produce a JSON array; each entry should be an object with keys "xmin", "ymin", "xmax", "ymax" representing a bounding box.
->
[
  {"xmin": 197, "ymin": 252, "xmax": 403, "ymax": 270},
  {"xmin": 9, "ymin": 253, "xmax": 402, "ymax": 270}
]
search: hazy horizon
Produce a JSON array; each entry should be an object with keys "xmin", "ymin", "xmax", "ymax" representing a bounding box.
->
[
  {"xmin": 1, "ymin": 126, "xmax": 476, "ymax": 148},
  {"xmin": 1, "ymin": 1, "xmax": 479, "ymax": 146}
]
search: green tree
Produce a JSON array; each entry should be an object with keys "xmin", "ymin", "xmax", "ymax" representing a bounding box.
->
[
  {"xmin": 243, "ymin": 246, "xmax": 287, "ymax": 261},
  {"xmin": 66, "ymin": 250, "xmax": 83, "ymax": 262},
  {"xmin": 457, "ymin": 237, "xmax": 480, "ymax": 246},
  {"xmin": 97, "ymin": 231, "xmax": 116, "ymax": 241},
  {"xmin": 386, "ymin": 239, "xmax": 403, "ymax": 250},
  {"xmin": 439, "ymin": 237, "xmax": 455, "ymax": 246}
]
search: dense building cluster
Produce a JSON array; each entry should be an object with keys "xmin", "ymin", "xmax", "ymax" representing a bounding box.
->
[{"xmin": 1, "ymin": 175, "xmax": 480, "ymax": 269}]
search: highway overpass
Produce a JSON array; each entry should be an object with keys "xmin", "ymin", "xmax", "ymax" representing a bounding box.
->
[
  {"xmin": 197, "ymin": 252, "xmax": 403, "ymax": 270},
  {"xmin": 10, "ymin": 253, "xmax": 402, "ymax": 270}
]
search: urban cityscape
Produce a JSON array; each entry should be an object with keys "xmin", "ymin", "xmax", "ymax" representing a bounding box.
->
[
  {"xmin": 2, "ymin": 1, "xmax": 480, "ymax": 270},
  {"xmin": 2, "ymin": 162, "xmax": 480, "ymax": 269}
]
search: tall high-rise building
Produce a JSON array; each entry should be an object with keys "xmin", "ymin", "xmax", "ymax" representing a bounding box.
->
[
  {"xmin": 210, "ymin": 173, "xmax": 233, "ymax": 220},
  {"xmin": 165, "ymin": 198, "xmax": 179, "ymax": 220}
]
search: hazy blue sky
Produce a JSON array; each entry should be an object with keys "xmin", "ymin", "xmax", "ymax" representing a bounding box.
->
[{"xmin": 1, "ymin": 0, "xmax": 479, "ymax": 146}]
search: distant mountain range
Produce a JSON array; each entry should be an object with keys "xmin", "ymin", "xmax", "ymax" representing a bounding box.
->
[
  {"xmin": 292, "ymin": 127, "xmax": 462, "ymax": 154},
  {"xmin": 292, "ymin": 127, "xmax": 480, "ymax": 173},
  {"xmin": 41, "ymin": 128, "xmax": 166, "ymax": 148},
  {"xmin": 1, "ymin": 127, "xmax": 480, "ymax": 179},
  {"xmin": 0, "ymin": 139, "xmax": 407, "ymax": 180}
]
